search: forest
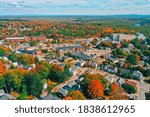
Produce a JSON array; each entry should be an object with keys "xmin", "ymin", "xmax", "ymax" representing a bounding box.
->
[{"xmin": 0, "ymin": 15, "xmax": 150, "ymax": 40}]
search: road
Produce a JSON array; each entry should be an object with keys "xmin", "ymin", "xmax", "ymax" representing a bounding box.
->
[
  {"xmin": 51, "ymin": 67, "xmax": 88, "ymax": 93},
  {"xmin": 51, "ymin": 66, "xmax": 150, "ymax": 100},
  {"xmin": 128, "ymin": 79, "xmax": 150, "ymax": 100},
  {"xmin": 137, "ymin": 81, "xmax": 150, "ymax": 100}
]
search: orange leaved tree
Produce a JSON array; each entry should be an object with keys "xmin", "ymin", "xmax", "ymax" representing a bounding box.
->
[
  {"xmin": 87, "ymin": 80, "xmax": 104, "ymax": 99},
  {"xmin": 110, "ymin": 83, "xmax": 119, "ymax": 95},
  {"xmin": 0, "ymin": 62, "xmax": 5, "ymax": 73}
]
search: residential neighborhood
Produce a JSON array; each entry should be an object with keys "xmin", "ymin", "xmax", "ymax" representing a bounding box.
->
[{"xmin": 0, "ymin": 17, "xmax": 150, "ymax": 100}]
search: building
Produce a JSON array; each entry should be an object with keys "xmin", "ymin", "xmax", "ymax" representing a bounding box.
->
[
  {"xmin": 69, "ymin": 66, "xmax": 79, "ymax": 75},
  {"xmin": 76, "ymin": 60, "xmax": 86, "ymax": 67},
  {"xmin": 88, "ymin": 61, "xmax": 98, "ymax": 68},
  {"xmin": 65, "ymin": 81, "xmax": 78, "ymax": 89},
  {"xmin": 42, "ymin": 94, "xmax": 60, "ymax": 100},
  {"xmin": 132, "ymin": 71, "xmax": 143, "ymax": 81},
  {"xmin": 107, "ymin": 67, "xmax": 118, "ymax": 74},
  {"xmin": 57, "ymin": 88, "xmax": 68, "ymax": 97},
  {"xmin": 28, "ymin": 36, "xmax": 46, "ymax": 42},
  {"xmin": 0, "ymin": 94, "xmax": 16, "ymax": 100},
  {"xmin": 119, "ymin": 68, "xmax": 131, "ymax": 76},
  {"xmin": 75, "ymin": 77, "xmax": 84, "ymax": 84},
  {"xmin": 116, "ymin": 78, "xmax": 125, "ymax": 86},
  {"xmin": 6, "ymin": 37, "xmax": 27, "ymax": 42},
  {"xmin": 56, "ymin": 45, "xmax": 85, "ymax": 53},
  {"xmin": 105, "ymin": 75, "xmax": 114, "ymax": 83},
  {"xmin": 108, "ymin": 57, "xmax": 119, "ymax": 63},
  {"xmin": 63, "ymin": 56, "xmax": 73, "ymax": 63},
  {"xmin": 73, "ymin": 52, "xmax": 93, "ymax": 60},
  {"xmin": 135, "ymin": 33, "xmax": 146, "ymax": 40},
  {"xmin": 111, "ymin": 33, "xmax": 135, "ymax": 42}
]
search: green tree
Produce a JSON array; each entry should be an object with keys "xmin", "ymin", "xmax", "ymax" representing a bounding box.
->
[
  {"xmin": 8, "ymin": 53, "xmax": 19, "ymax": 62},
  {"xmin": 132, "ymin": 38, "xmax": 138, "ymax": 47},
  {"xmin": 49, "ymin": 64, "xmax": 72, "ymax": 83},
  {"xmin": 0, "ymin": 75, "xmax": 5, "ymax": 89},
  {"xmin": 113, "ymin": 48, "xmax": 128, "ymax": 58},
  {"xmin": 91, "ymin": 39, "xmax": 98, "ymax": 45},
  {"xmin": 35, "ymin": 57, "xmax": 39, "ymax": 63},
  {"xmin": 0, "ymin": 49, "xmax": 5, "ymax": 57},
  {"xmin": 145, "ymin": 92, "xmax": 150, "ymax": 100},
  {"xmin": 29, "ymin": 40, "xmax": 38, "ymax": 46},
  {"xmin": 144, "ymin": 77, "xmax": 150, "ymax": 84},
  {"xmin": 5, "ymin": 73, "xmax": 16, "ymax": 93},
  {"xmin": 122, "ymin": 84, "xmax": 136, "ymax": 94},
  {"xmin": 122, "ymin": 41, "xmax": 128, "ymax": 48},
  {"xmin": 36, "ymin": 64, "xmax": 49, "ymax": 79},
  {"xmin": 24, "ymin": 71, "xmax": 43, "ymax": 98},
  {"xmin": 142, "ymin": 50, "xmax": 150, "ymax": 57},
  {"xmin": 104, "ymin": 84, "xmax": 112, "ymax": 96},
  {"xmin": 127, "ymin": 54, "xmax": 137, "ymax": 65},
  {"xmin": 144, "ymin": 69, "xmax": 150, "ymax": 77}
]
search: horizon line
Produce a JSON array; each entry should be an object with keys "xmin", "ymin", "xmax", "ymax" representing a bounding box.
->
[{"xmin": 0, "ymin": 14, "xmax": 150, "ymax": 16}]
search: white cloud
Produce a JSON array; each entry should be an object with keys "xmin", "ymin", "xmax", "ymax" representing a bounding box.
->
[{"xmin": 0, "ymin": 0, "xmax": 150, "ymax": 15}]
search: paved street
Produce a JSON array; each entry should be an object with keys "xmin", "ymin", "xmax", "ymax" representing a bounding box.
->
[
  {"xmin": 137, "ymin": 81, "xmax": 150, "ymax": 100},
  {"xmin": 51, "ymin": 67, "xmax": 88, "ymax": 93},
  {"xmin": 129, "ymin": 79, "xmax": 150, "ymax": 100}
]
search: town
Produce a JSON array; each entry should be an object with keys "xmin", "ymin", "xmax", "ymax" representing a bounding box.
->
[{"xmin": 0, "ymin": 18, "xmax": 150, "ymax": 100}]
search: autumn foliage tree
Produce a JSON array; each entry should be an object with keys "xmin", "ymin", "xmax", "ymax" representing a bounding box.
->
[
  {"xmin": 49, "ymin": 64, "xmax": 72, "ymax": 83},
  {"xmin": 103, "ymin": 27, "xmax": 115, "ymax": 34},
  {"xmin": 19, "ymin": 54, "xmax": 35, "ymax": 65},
  {"xmin": 123, "ymin": 62, "xmax": 129, "ymax": 69},
  {"xmin": 0, "ymin": 62, "xmax": 5, "ymax": 73},
  {"xmin": 136, "ymin": 54, "xmax": 141, "ymax": 62},
  {"xmin": 64, "ymin": 90, "xmax": 86, "ymax": 100},
  {"xmin": 87, "ymin": 80, "xmax": 104, "ymax": 99},
  {"xmin": 2, "ymin": 69, "xmax": 28, "ymax": 93},
  {"xmin": 0, "ymin": 45, "xmax": 11, "ymax": 56},
  {"xmin": 110, "ymin": 83, "xmax": 119, "ymax": 95},
  {"xmin": 107, "ymin": 87, "xmax": 128, "ymax": 100},
  {"xmin": 35, "ymin": 64, "xmax": 49, "ymax": 79},
  {"xmin": 83, "ymin": 73, "xmax": 108, "ymax": 89}
]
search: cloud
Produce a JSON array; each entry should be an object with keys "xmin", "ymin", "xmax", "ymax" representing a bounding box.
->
[
  {"xmin": 0, "ymin": 0, "xmax": 33, "ymax": 9},
  {"xmin": 0, "ymin": 0, "xmax": 150, "ymax": 15}
]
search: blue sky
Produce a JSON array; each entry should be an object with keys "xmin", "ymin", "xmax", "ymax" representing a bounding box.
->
[{"xmin": 0, "ymin": 0, "xmax": 150, "ymax": 15}]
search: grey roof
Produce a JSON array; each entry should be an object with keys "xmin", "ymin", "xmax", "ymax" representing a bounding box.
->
[
  {"xmin": 132, "ymin": 71, "xmax": 143, "ymax": 78},
  {"xmin": 66, "ymin": 81, "xmax": 77, "ymax": 89},
  {"xmin": 73, "ymin": 52, "xmax": 93, "ymax": 60},
  {"xmin": 6, "ymin": 37, "xmax": 26, "ymax": 40},
  {"xmin": 57, "ymin": 88, "xmax": 68, "ymax": 97},
  {"xmin": 42, "ymin": 94, "xmax": 60, "ymax": 100},
  {"xmin": 119, "ymin": 68, "xmax": 130, "ymax": 74},
  {"xmin": 116, "ymin": 78, "xmax": 125, "ymax": 86},
  {"xmin": 69, "ymin": 66, "xmax": 79, "ymax": 73},
  {"xmin": 108, "ymin": 57, "xmax": 116, "ymax": 62},
  {"xmin": 0, "ymin": 94, "xmax": 16, "ymax": 100},
  {"xmin": 56, "ymin": 45, "xmax": 83, "ymax": 51}
]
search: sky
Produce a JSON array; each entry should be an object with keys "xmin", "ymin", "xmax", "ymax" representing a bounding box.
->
[{"xmin": 0, "ymin": 0, "xmax": 150, "ymax": 15}]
